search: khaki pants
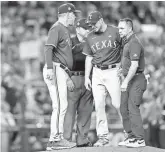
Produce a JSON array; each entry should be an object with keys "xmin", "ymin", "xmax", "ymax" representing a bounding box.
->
[
  {"xmin": 92, "ymin": 67, "xmax": 121, "ymax": 138},
  {"xmin": 43, "ymin": 63, "xmax": 69, "ymax": 141}
]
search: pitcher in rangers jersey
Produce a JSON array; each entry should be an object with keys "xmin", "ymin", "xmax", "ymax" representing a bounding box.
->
[
  {"xmin": 43, "ymin": 3, "xmax": 80, "ymax": 150},
  {"xmin": 83, "ymin": 11, "xmax": 122, "ymax": 147}
]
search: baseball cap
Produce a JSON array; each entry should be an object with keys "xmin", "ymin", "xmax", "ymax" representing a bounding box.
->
[
  {"xmin": 76, "ymin": 18, "xmax": 90, "ymax": 30},
  {"xmin": 58, "ymin": 3, "xmax": 81, "ymax": 15},
  {"xmin": 87, "ymin": 11, "xmax": 103, "ymax": 25}
]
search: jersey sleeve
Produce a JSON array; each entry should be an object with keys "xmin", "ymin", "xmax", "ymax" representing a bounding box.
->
[
  {"xmin": 82, "ymin": 39, "xmax": 93, "ymax": 56},
  {"xmin": 129, "ymin": 42, "xmax": 141, "ymax": 61},
  {"xmin": 45, "ymin": 27, "xmax": 59, "ymax": 48}
]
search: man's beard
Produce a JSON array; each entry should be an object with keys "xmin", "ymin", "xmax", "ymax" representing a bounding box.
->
[
  {"xmin": 94, "ymin": 27, "xmax": 103, "ymax": 34},
  {"xmin": 95, "ymin": 30, "xmax": 103, "ymax": 34}
]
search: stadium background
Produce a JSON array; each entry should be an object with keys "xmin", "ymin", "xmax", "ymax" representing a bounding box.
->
[{"xmin": 1, "ymin": 1, "xmax": 165, "ymax": 152}]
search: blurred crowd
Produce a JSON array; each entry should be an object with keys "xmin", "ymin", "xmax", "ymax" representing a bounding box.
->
[{"xmin": 1, "ymin": 1, "xmax": 165, "ymax": 151}]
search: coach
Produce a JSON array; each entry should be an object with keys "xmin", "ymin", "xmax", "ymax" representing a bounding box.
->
[{"xmin": 43, "ymin": 3, "xmax": 80, "ymax": 150}]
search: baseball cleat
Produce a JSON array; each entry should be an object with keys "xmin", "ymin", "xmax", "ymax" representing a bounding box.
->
[
  {"xmin": 94, "ymin": 138, "xmax": 109, "ymax": 147},
  {"xmin": 118, "ymin": 137, "xmax": 131, "ymax": 146},
  {"xmin": 126, "ymin": 138, "xmax": 146, "ymax": 148}
]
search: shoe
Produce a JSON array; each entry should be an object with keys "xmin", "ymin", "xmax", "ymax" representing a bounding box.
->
[
  {"xmin": 51, "ymin": 139, "xmax": 76, "ymax": 150},
  {"xmin": 94, "ymin": 138, "xmax": 109, "ymax": 147},
  {"xmin": 49, "ymin": 134, "xmax": 62, "ymax": 142},
  {"xmin": 46, "ymin": 141, "xmax": 60, "ymax": 151},
  {"xmin": 126, "ymin": 138, "xmax": 146, "ymax": 148},
  {"xmin": 118, "ymin": 137, "xmax": 130, "ymax": 146},
  {"xmin": 77, "ymin": 141, "xmax": 93, "ymax": 147}
]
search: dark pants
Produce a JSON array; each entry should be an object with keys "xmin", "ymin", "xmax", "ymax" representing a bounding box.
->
[
  {"xmin": 64, "ymin": 75, "xmax": 93, "ymax": 145},
  {"xmin": 120, "ymin": 73, "xmax": 147, "ymax": 139}
]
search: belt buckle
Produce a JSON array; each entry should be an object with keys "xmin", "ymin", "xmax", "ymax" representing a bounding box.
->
[
  {"xmin": 101, "ymin": 66, "xmax": 107, "ymax": 70},
  {"xmin": 72, "ymin": 71, "xmax": 77, "ymax": 76},
  {"xmin": 75, "ymin": 72, "xmax": 81, "ymax": 76},
  {"xmin": 108, "ymin": 65, "xmax": 112, "ymax": 69},
  {"xmin": 109, "ymin": 64, "xmax": 116, "ymax": 69}
]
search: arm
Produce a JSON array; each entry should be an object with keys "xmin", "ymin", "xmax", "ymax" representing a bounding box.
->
[
  {"xmin": 121, "ymin": 61, "xmax": 138, "ymax": 92},
  {"xmin": 45, "ymin": 27, "xmax": 59, "ymax": 68},
  {"xmin": 44, "ymin": 45, "xmax": 53, "ymax": 69},
  {"xmin": 82, "ymin": 39, "xmax": 93, "ymax": 91},
  {"xmin": 121, "ymin": 41, "xmax": 141, "ymax": 91},
  {"xmin": 44, "ymin": 27, "xmax": 59, "ymax": 80},
  {"xmin": 85, "ymin": 56, "xmax": 93, "ymax": 90},
  {"xmin": 85, "ymin": 56, "xmax": 93, "ymax": 79},
  {"xmin": 121, "ymin": 60, "xmax": 138, "ymax": 88},
  {"xmin": 124, "ymin": 61, "xmax": 138, "ymax": 83}
]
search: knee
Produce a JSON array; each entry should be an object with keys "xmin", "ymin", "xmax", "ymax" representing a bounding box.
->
[
  {"xmin": 128, "ymin": 101, "xmax": 140, "ymax": 115},
  {"xmin": 60, "ymin": 102, "xmax": 68, "ymax": 113},
  {"xmin": 111, "ymin": 96, "xmax": 121, "ymax": 110},
  {"xmin": 52, "ymin": 103, "xmax": 59, "ymax": 111},
  {"xmin": 94, "ymin": 102, "xmax": 104, "ymax": 112}
]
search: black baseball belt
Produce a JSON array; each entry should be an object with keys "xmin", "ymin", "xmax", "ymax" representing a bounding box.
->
[
  {"xmin": 135, "ymin": 71, "xmax": 143, "ymax": 75},
  {"xmin": 59, "ymin": 64, "xmax": 84, "ymax": 76},
  {"xmin": 70, "ymin": 71, "xmax": 85, "ymax": 76},
  {"xmin": 93, "ymin": 64, "xmax": 119, "ymax": 70}
]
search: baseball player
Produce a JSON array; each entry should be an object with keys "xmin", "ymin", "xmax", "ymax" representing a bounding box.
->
[
  {"xmin": 43, "ymin": 3, "xmax": 80, "ymax": 150},
  {"xmin": 63, "ymin": 18, "xmax": 93, "ymax": 147},
  {"xmin": 118, "ymin": 18, "xmax": 147, "ymax": 147},
  {"xmin": 83, "ymin": 11, "xmax": 122, "ymax": 147}
]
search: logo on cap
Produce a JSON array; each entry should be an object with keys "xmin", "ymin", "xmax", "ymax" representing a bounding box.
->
[
  {"xmin": 87, "ymin": 11, "xmax": 102, "ymax": 25},
  {"xmin": 68, "ymin": 7, "xmax": 71, "ymax": 11},
  {"xmin": 89, "ymin": 14, "xmax": 92, "ymax": 20}
]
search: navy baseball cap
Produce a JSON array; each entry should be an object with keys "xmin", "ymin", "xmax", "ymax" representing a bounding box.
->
[
  {"xmin": 58, "ymin": 3, "xmax": 81, "ymax": 14},
  {"xmin": 87, "ymin": 11, "xmax": 103, "ymax": 25},
  {"xmin": 76, "ymin": 18, "xmax": 90, "ymax": 30}
]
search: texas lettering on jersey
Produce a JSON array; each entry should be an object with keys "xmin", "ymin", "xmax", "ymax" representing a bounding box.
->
[{"xmin": 91, "ymin": 39, "xmax": 117, "ymax": 53}]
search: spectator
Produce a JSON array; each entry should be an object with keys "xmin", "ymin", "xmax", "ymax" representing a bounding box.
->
[{"xmin": 0, "ymin": 87, "xmax": 16, "ymax": 152}]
